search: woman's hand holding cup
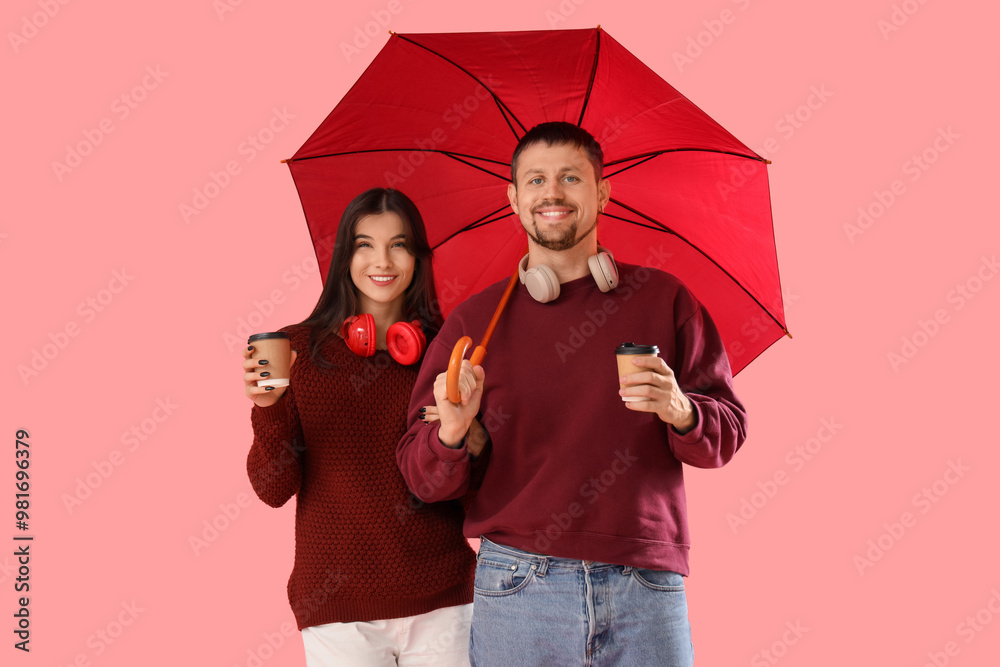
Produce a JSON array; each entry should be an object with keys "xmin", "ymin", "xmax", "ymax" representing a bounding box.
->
[{"xmin": 243, "ymin": 333, "xmax": 296, "ymax": 408}]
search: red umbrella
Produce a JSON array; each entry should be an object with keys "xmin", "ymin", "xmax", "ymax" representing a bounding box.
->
[{"xmin": 284, "ymin": 27, "xmax": 788, "ymax": 375}]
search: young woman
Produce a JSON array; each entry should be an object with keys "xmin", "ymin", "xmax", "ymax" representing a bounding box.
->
[{"xmin": 242, "ymin": 188, "xmax": 478, "ymax": 666}]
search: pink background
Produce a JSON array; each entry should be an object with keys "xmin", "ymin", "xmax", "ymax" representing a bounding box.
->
[{"xmin": 5, "ymin": 1, "xmax": 998, "ymax": 665}]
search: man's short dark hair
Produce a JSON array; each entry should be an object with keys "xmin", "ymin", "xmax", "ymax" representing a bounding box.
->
[{"xmin": 511, "ymin": 122, "xmax": 604, "ymax": 184}]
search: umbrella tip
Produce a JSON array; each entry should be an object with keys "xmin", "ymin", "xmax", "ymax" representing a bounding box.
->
[{"xmin": 784, "ymin": 328, "xmax": 793, "ymax": 339}]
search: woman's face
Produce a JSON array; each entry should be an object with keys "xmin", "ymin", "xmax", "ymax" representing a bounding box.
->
[{"xmin": 349, "ymin": 211, "xmax": 416, "ymax": 313}]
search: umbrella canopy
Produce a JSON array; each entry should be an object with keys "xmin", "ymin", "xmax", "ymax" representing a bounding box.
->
[{"xmin": 285, "ymin": 27, "xmax": 786, "ymax": 374}]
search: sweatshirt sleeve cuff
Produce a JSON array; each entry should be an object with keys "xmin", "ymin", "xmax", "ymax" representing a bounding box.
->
[
  {"xmin": 425, "ymin": 422, "xmax": 470, "ymax": 463},
  {"xmin": 669, "ymin": 398, "xmax": 704, "ymax": 442}
]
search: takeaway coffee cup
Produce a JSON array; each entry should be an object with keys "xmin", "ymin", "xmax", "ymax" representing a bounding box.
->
[
  {"xmin": 616, "ymin": 342, "xmax": 659, "ymax": 402},
  {"xmin": 248, "ymin": 332, "xmax": 291, "ymax": 388}
]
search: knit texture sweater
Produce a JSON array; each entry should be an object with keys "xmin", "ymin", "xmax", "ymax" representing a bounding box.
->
[
  {"xmin": 247, "ymin": 324, "xmax": 475, "ymax": 630},
  {"xmin": 397, "ymin": 264, "xmax": 748, "ymax": 575}
]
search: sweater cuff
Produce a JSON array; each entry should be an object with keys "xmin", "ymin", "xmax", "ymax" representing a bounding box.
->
[
  {"xmin": 251, "ymin": 397, "xmax": 291, "ymax": 428},
  {"xmin": 426, "ymin": 422, "xmax": 470, "ymax": 463}
]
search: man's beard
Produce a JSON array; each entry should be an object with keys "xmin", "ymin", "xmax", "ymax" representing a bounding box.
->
[{"xmin": 526, "ymin": 205, "xmax": 598, "ymax": 251}]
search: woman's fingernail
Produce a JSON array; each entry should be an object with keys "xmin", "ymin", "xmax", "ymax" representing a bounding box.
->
[
  {"xmin": 259, "ymin": 359, "xmax": 269, "ymax": 365},
  {"xmin": 264, "ymin": 386, "xmax": 275, "ymax": 391},
  {"xmin": 247, "ymin": 346, "xmax": 254, "ymax": 351},
  {"xmin": 419, "ymin": 407, "xmax": 427, "ymax": 413},
  {"xmin": 260, "ymin": 372, "xmax": 270, "ymax": 378}
]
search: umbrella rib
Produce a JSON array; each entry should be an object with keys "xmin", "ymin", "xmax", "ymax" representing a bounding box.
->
[
  {"xmin": 433, "ymin": 206, "xmax": 513, "ymax": 249},
  {"xmin": 603, "ymin": 154, "xmax": 660, "ymax": 179},
  {"xmin": 439, "ymin": 152, "xmax": 513, "ymax": 182},
  {"xmin": 396, "ymin": 33, "xmax": 528, "ymax": 137},
  {"xmin": 576, "ymin": 27, "xmax": 602, "ymax": 127},
  {"xmin": 285, "ymin": 147, "xmax": 509, "ymax": 167},
  {"xmin": 604, "ymin": 148, "xmax": 768, "ymax": 179},
  {"xmin": 605, "ymin": 199, "xmax": 787, "ymax": 333}
]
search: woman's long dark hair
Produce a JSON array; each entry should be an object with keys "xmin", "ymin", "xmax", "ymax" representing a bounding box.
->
[{"xmin": 298, "ymin": 188, "xmax": 442, "ymax": 366}]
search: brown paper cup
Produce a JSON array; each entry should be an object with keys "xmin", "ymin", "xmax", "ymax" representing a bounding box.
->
[
  {"xmin": 616, "ymin": 342, "xmax": 659, "ymax": 402},
  {"xmin": 248, "ymin": 332, "xmax": 291, "ymax": 388}
]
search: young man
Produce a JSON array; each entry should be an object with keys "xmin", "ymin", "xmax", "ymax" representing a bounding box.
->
[{"xmin": 397, "ymin": 122, "xmax": 747, "ymax": 666}]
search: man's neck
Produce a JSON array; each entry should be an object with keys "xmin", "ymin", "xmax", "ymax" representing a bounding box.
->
[{"xmin": 526, "ymin": 238, "xmax": 599, "ymax": 284}]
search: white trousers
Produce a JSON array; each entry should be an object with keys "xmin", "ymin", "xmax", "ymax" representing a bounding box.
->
[{"xmin": 301, "ymin": 603, "xmax": 472, "ymax": 667}]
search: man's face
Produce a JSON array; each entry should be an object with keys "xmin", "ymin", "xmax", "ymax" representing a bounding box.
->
[{"xmin": 507, "ymin": 141, "xmax": 610, "ymax": 251}]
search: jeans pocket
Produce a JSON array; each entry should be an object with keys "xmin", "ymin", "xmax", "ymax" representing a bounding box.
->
[
  {"xmin": 473, "ymin": 554, "xmax": 538, "ymax": 597},
  {"xmin": 630, "ymin": 567, "xmax": 686, "ymax": 592}
]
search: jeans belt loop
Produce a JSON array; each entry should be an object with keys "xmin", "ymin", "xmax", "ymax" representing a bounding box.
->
[
  {"xmin": 535, "ymin": 557, "xmax": 549, "ymax": 577},
  {"xmin": 622, "ymin": 565, "xmax": 633, "ymax": 576}
]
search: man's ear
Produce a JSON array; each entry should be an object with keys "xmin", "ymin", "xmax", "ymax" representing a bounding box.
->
[
  {"xmin": 598, "ymin": 178, "xmax": 611, "ymax": 212},
  {"xmin": 507, "ymin": 182, "xmax": 518, "ymax": 213}
]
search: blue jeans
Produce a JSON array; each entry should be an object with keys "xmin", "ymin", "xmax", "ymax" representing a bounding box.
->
[{"xmin": 470, "ymin": 538, "xmax": 694, "ymax": 666}]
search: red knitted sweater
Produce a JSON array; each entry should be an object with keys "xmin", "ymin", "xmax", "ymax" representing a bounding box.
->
[{"xmin": 247, "ymin": 324, "xmax": 475, "ymax": 630}]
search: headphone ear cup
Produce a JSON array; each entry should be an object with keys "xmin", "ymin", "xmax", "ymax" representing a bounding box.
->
[
  {"xmin": 386, "ymin": 320, "xmax": 426, "ymax": 365},
  {"xmin": 342, "ymin": 313, "xmax": 375, "ymax": 357},
  {"xmin": 589, "ymin": 251, "xmax": 619, "ymax": 292},
  {"xmin": 518, "ymin": 255, "xmax": 560, "ymax": 303},
  {"xmin": 524, "ymin": 266, "xmax": 560, "ymax": 303}
]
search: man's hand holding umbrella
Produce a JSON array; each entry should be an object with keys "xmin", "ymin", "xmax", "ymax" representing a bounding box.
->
[{"xmin": 429, "ymin": 359, "xmax": 486, "ymax": 453}]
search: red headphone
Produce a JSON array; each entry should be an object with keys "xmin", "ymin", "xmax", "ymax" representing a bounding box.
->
[{"xmin": 340, "ymin": 314, "xmax": 426, "ymax": 365}]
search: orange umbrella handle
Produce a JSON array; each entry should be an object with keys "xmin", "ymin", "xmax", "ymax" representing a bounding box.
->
[
  {"xmin": 445, "ymin": 258, "xmax": 522, "ymax": 403},
  {"xmin": 447, "ymin": 336, "xmax": 472, "ymax": 403}
]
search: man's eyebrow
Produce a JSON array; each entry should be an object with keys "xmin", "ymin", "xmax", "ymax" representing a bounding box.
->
[{"xmin": 521, "ymin": 166, "xmax": 579, "ymax": 177}]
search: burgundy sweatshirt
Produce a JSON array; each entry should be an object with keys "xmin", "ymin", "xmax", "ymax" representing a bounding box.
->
[
  {"xmin": 247, "ymin": 325, "xmax": 475, "ymax": 629},
  {"xmin": 396, "ymin": 264, "xmax": 747, "ymax": 575}
]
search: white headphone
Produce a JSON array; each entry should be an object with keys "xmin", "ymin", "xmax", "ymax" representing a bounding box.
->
[{"xmin": 518, "ymin": 247, "xmax": 619, "ymax": 303}]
